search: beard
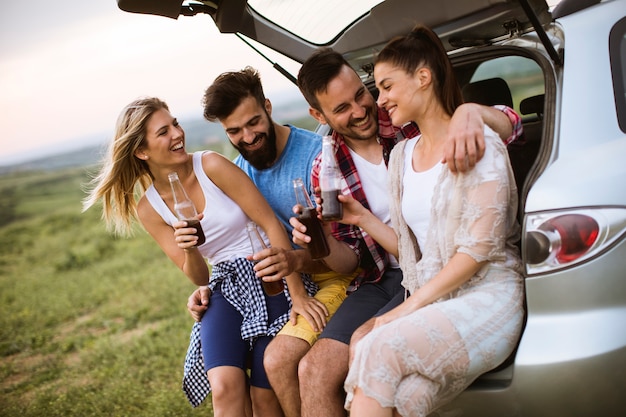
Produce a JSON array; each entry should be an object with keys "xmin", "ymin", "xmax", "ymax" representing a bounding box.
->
[{"xmin": 231, "ymin": 117, "xmax": 278, "ymax": 170}]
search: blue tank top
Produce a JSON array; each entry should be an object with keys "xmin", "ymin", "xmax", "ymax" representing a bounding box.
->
[{"xmin": 235, "ymin": 125, "xmax": 321, "ymax": 234}]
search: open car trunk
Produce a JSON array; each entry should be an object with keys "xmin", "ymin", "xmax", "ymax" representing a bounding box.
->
[{"xmin": 117, "ymin": 0, "xmax": 554, "ymax": 75}]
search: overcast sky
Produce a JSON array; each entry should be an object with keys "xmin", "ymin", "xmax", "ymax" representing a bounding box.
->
[{"xmin": 0, "ymin": 0, "xmax": 302, "ymax": 165}]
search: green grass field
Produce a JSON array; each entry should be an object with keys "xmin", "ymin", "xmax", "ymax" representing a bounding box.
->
[{"xmin": 0, "ymin": 167, "xmax": 214, "ymax": 416}]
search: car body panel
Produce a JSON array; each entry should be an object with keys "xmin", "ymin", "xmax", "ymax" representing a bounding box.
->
[{"xmin": 527, "ymin": 137, "xmax": 626, "ymax": 211}]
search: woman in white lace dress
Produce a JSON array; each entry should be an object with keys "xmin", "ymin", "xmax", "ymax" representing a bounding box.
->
[{"xmin": 342, "ymin": 26, "xmax": 525, "ymax": 416}]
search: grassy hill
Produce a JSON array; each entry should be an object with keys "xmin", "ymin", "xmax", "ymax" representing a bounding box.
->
[{"xmin": 0, "ymin": 167, "xmax": 212, "ymax": 416}]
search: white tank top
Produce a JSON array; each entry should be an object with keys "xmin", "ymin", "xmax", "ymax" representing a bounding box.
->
[
  {"xmin": 348, "ymin": 147, "xmax": 399, "ymax": 268},
  {"xmin": 401, "ymin": 137, "xmax": 443, "ymax": 248},
  {"xmin": 145, "ymin": 151, "xmax": 260, "ymax": 265}
]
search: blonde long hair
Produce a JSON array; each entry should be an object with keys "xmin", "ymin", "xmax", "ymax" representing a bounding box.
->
[{"xmin": 83, "ymin": 97, "xmax": 168, "ymax": 236}]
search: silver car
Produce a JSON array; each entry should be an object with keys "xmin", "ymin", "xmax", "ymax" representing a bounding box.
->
[{"xmin": 118, "ymin": 0, "xmax": 626, "ymax": 415}]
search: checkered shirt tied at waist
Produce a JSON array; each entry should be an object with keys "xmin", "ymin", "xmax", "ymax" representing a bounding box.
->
[{"xmin": 182, "ymin": 257, "xmax": 317, "ymax": 407}]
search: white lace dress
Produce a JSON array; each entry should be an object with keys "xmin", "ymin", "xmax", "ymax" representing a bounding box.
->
[{"xmin": 344, "ymin": 128, "xmax": 525, "ymax": 416}]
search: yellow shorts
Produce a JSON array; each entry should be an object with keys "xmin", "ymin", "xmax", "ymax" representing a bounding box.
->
[{"xmin": 277, "ymin": 270, "xmax": 358, "ymax": 345}]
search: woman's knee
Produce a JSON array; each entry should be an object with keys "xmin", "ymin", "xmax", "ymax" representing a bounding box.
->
[{"xmin": 207, "ymin": 366, "xmax": 248, "ymax": 401}]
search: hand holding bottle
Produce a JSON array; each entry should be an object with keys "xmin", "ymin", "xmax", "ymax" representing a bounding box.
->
[
  {"xmin": 293, "ymin": 178, "xmax": 330, "ymax": 260},
  {"xmin": 173, "ymin": 212, "xmax": 206, "ymax": 249},
  {"xmin": 331, "ymin": 193, "xmax": 369, "ymax": 227},
  {"xmin": 169, "ymin": 172, "xmax": 206, "ymax": 247},
  {"xmin": 289, "ymin": 206, "xmax": 333, "ymax": 249},
  {"xmin": 319, "ymin": 135, "xmax": 343, "ymax": 221},
  {"xmin": 246, "ymin": 222, "xmax": 285, "ymax": 296}
]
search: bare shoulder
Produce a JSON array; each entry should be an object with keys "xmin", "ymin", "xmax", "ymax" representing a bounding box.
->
[
  {"xmin": 200, "ymin": 150, "xmax": 235, "ymax": 172},
  {"xmin": 200, "ymin": 150, "xmax": 247, "ymax": 188}
]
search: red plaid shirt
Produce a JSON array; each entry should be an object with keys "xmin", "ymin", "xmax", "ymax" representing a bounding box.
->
[{"xmin": 312, "ymin": 106, "xmax": 521, "ymax": 292}]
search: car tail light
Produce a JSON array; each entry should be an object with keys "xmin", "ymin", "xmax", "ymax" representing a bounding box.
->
[{"xmin": 524, "ymin": 208, "xmax": 626, "ymax": 275}]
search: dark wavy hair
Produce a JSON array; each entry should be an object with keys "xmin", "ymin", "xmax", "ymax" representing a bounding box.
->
[
  {"xmin": 297, "ymin": 47, "xmax": 352, "ymax": 112},
  {"xmin": 202, "ymin": 66, "xmax": 266, "ymax": 122}
]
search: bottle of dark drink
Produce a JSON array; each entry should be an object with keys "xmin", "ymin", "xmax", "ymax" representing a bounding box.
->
[
  {"xmin": 319, "ymin": 135, "xmax": 343, "ymax": 221},
  {"xmin": 246, "ymin": 222, "xmax": 284, "ymax": 296},
  {"xmin": 293, "ymin": 178, "xmax": 330, "ymax": 260},
  {"xmin": 168, "ymin": 172, "xmax": 206, "ymax": 247}
]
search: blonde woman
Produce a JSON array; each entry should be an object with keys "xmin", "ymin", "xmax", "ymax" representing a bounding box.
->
[{"xmin": 83, "ymin": 97, "xmax": 318, "ymax": 416}]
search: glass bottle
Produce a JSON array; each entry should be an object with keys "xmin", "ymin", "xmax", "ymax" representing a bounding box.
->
[
  {"xmin": 292, "ymin": 178, "xmax": 330, "ymax": 260},
  {"xmin": 246, "ymin": 222, "xmax": 284, "ymax": 296},
  {"xmin": 319, "ymin": 135, "xmax": 343, "ymax": 221},
  {"xmin": 168, "ymin": 172, "xmax": 206, "ymax": 246}
]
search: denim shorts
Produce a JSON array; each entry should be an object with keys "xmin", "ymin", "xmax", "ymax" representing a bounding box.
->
[{"xmin": 318, "ymin": 268, "xmax": 404, "ymax": 345}]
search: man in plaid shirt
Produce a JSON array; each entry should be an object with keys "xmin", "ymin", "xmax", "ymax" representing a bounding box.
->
[{"xmin": 292, "ymin": 48, "xmax": 522, "ymax": 417}]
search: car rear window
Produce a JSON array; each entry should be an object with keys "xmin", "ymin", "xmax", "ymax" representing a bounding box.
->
[
  {"xmin": 248, "ymin": 0, "xmax": 383, "ymax": 44},
  {"xmin": 610, "ymin": 16, "xmax": 626, "ymax": 132},
  {"xmin": 469, "ymin": 56, "xmax": 544, "ymax": 118}
]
